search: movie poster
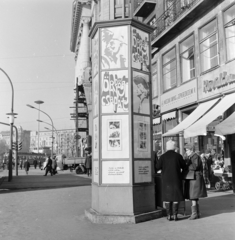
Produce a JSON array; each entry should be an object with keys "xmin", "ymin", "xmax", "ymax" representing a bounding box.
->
[
  {"xmin": 92, "ymin": 31, "xmax": 99, "ymax": 77},
  {"xmin": 133, "ymin": 71, "xmax": 150, "ymax": 115},
  {"xmin": 101, "ymin": 26, "xmax": 128, "ymax": 70},
  {"xmin": 93, "ymin": 74, "xmax": 99, "ymax": 117},
  {"xmin": 102, "ymin": 115, "xmax": 129, "ymax": 159},
  {"xmin": 101, "ymin": 70, "xmax": 129, "ymax": 113},
  {"xmin": 134, "ymin": 115, "xmax": 151, "ymax": 158},
  {"xmin": 93, "ymin": 117, "xmax": 99, "ymax": 159},
  {"xmin": 107, "ymin": 120, "xmax": 121, "ymax": 151},
  {"xmin": 132, "ymin": 27, "xmax": 150, "ymax": 72}
]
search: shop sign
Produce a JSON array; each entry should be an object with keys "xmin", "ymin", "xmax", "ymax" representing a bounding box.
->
[
  {"xmin": 161, "ymin": 79, "xmax": 197, "ymax": 113},
  {"xmin": 203, "ymin": 71, "xmax": 235, "ymax": 93},
  {"xmin": 200, "ymin": 63, "xmax": 235, "ymax": 100}
]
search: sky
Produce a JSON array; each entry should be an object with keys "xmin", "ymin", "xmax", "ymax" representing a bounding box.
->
[{"xmin": 0, "ymin": 0, "xmax": 76, "ymax": 133}]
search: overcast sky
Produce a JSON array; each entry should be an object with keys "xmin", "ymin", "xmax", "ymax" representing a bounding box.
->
[{"xmin": 0, "ymin": 0, "xmax": 76, "ymax": 133}]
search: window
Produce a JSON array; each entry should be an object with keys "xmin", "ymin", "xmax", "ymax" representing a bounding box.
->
[
  {"xmin": 180, "ymin": 35, "xmax": 195, "ymax": 82},
  {"xmin": 199, "ymin": 19, "xmax": 219, "ymax": 72},
  {"xmin": 152, "ymin": 61, "xmax": 158, "ymax": 97},
  {"xmin": 114, "ymin": 0, "xmax": 130, "ymax": 19},
  {"xmin": 224, "ymin": 4, "xmax": 235, "ymax": 61},
  {"xmin": 162, "ymin": 48, "xmax": 176, "ymax": 91}
]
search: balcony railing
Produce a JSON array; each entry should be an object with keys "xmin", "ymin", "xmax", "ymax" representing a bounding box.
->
[{"xmin": 151, "ymin": 0, "xmax": 201, "ymax": 41}]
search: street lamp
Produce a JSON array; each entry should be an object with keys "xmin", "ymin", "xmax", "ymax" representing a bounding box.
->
[
  {"xmin": 26, "ymin": 104, "xmax": 54, "ymax": 158},
  {"xmin": 34, "ymin": 100, "xmax": 44, "ymax": 154},
  {"xmin": 0, "ymin": 68, "xmax": 17, "ymax": 182}
]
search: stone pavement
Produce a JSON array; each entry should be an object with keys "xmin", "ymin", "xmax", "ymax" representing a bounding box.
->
[{"xmin": 0, "ymin": 168, "xmax": 235, "ymax": 240}]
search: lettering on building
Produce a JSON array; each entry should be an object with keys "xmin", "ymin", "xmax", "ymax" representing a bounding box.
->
[{"xmin": 203, "ymin": 71, "xmax": 235, "ymax": 93}]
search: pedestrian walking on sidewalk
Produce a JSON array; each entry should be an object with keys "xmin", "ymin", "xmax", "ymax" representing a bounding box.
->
[
  {"xmin": 24, "ymin": 158, "xmax": 30, "ymax": 175},
  {"xmin": 184, "ymin": 144, "xmax": 207, "ymax": 220},
  {"xmin": 52, "ymin": 156, "xmax": 57, "ymax": 175},
  {"xmin": 85, "ymin": 147, "xmax": 92, "ymax": 177},
  {"xmin": 155, "ymin": 140, "xmax": 186, "ymax": 221},
  {"xmin": 44, "ymin": 156, "xmax": 53, "ymax": 176},
  {"xmin": 33, "ymin": 158, "xmax": 37, "ymax": 169}
]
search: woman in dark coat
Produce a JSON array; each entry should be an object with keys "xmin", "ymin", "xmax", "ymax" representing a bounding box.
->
[
  {"xmin": 85, "ymin": 148, "xmax": 92, "ymax": 177},
  {"xmin": 156, "ymin": 140, "xmax": 186, "ymax": 221},
  {"xmin": 184, "ymin": 144, "xmax": 207, "ymax": 220}
]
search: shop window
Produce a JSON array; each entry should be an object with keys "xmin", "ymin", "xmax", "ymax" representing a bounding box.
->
[
  {"xmin": 162, "ymin": 48, "xmax": 177, "ymax": 91},
  {"xmin": 180, "ymin": 35, "xmax": 195, "ymax": 82},
  {"xmin": 199, "ymin": 19, "xmax": 219, "ymax": 72},
  {"xmin": 224, "ymin": 4, "xmax": 235, "ymax": 61}
]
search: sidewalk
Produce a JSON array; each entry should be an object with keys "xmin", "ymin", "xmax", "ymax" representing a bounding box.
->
[{"xmin": 0, "ymin": 168, "xmax": 234, "ymax": 240}]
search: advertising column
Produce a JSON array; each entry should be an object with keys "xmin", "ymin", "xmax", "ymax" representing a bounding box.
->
[{"xmin": 87, "ymin": 19, "xmax": 158, "ymax": 224}]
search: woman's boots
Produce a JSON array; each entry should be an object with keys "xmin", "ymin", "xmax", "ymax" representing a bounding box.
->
[
  {"xmin": 165, "ymin": 202, "xmax": 173, "ymax": 221},
  {"xmin": 189, "ymin": 205, "xmax": 198, "ymax": 220}
]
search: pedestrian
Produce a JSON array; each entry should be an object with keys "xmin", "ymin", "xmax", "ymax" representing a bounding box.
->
[
  {"xmin": 201, "ymin": 152, "xmax": 210, "ymax": 188},
  {"xmin": 44, "ymin": 156, "xmax": 53, "ymax": 176},
  {"xmin": 19, "ymin": 159, "xmax": 23, "ymax": 170},
  {"xmin": 33, "ymin": 158, "xmax": 37, "ymax": 169},
  {"xmin": 38, "ymin": 159, "xmax": 41, "ymax": 170},
  {"xmin": 184, "ymin": 144, "xmax": 207, "ymax": 220},
  {"xmin": 155, "ymin": 140, "xmax": 186, "ymax": 221},
  {"xmin": 52, "ymin": 156, "xmax": 57, "ymax": 175},
  {"xmin": 205, "ymin": 149, "xmax": 213, "ymax": 182},
  {"xmin": 85, "ymin": 147, "xmax": 92, "ymax": 177},
  {"xmin": 24, "ymin": 158, "xmax": 30, "ymax": 175}
]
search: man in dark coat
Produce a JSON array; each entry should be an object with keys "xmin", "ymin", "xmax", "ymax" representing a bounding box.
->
[
  {"xmin": 44, "ymin": 157, "xmax": 53, "ymax": 176},
  {"xmin": 156, "ymin": 140, "xmax": 186, "ymax": 221},
  {"xmin": 24, "ymin": 158, "xmax": 30, "ymax": 175}
]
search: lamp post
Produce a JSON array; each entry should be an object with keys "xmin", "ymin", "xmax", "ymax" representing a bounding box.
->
[
  {"xmin": 0, "ymin": 68, "xmax": 17, "ymax": 182},
  {"xmin": 26, "ymin": 104, "xmax": 54, "ymax": 158},
  {"xmin": 34, "ymin": 100, "xmax": 44, "ymax": 154}
]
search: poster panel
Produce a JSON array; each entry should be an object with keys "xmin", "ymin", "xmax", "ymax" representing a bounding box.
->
[
  {"xmin": 134, "ymin": 161, "xmax": 151, "ymax": 183},
  {"xmin": 101, "ymin": 26, "xmax": 128, "ymax": 70},
  {"xmin": 93, "ymin": 117, "xmax": 99, "ymax": 159},
  {"xmin": 102, "ymin": 115, "xmax": 129, "ymax": 159},
  {"xmin": 134, "ymin": 115, "xmax": 151, "ymax": 158},
  {"xmin": 133, "ymin": 71, "xmax": 150, "ymax": 114},
  {"xmin": 93, "ymin": 160, "xmax": 99, "ymax": 183},
  {"xmin": 132, "ymin": 27, "xmax": 150, "ymax": 72},
  {"xmin": 102, "ymin": 161, "xmax": 129, "ymax": 184},
  {"xmin": 92, "ymin": 31, "xmax": 99, "ymax": 77},
  {"xmin": 101, "ymin": 70, "xmax": 128, "ymax": 113},
  {"xmin": 93, "ymin": 74, "xmax": 99, "ymax": 117}
]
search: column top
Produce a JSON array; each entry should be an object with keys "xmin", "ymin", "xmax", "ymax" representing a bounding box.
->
[{"xmin": 89, "ymin": 18, "xmax": 154, "ymax": 39}]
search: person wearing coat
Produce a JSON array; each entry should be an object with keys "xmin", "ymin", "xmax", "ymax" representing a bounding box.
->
[
  {"xmin": 85, "ymin": 148, "xmax": 92, "ymax": 177},
  {"xmin": 156, "ymin": 140, "xmax": 186, "ymax": 221},
  {"xmin": 184, "ymin": 144, "xmax": 207, "ymax": 220},
  {"xmin": 24, "ymin": 158, "xmax": 30, "ymax": 175},
  {"xmin": 44, "ymin": 157, "xmax": 53, "ymax": 176}
]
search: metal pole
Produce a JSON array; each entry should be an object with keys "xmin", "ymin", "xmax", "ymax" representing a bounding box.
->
[
  {"xmin": 75, "ymin": 79, "xmax": 78, "ymax": 157},
  {"xmin": 0, "ymin": 68, "xmax": 15, "ymax": 182},
  {"xmin": 13, "ymin": 126, "xmax": 18, "ymax": 176}
]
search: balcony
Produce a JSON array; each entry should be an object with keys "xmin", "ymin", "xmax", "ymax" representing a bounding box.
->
[
  {"xmin": 151, "ymin": 0, "xmax": 223, "ymax": 48},
  {"xmin": 133, "ymin": 0, "xmax": 157, "ymax": 18}
]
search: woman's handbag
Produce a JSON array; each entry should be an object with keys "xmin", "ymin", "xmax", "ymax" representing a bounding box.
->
[{"xmin": 182, "ymin": 170, "xmax": 195, "ymax": 180}]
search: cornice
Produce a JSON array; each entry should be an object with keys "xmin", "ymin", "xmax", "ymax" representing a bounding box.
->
[{"xmin": 89, "ymin": 18, "xmax": 154, "ymax": 39}]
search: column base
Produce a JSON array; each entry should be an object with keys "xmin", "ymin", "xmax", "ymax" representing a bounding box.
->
[{"xmin": 84, "ymin": 208, "xmax": 163, "ymax": 224}]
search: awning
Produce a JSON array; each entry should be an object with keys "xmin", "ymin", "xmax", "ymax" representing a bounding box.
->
[
  {"xmin": 184, "ymin": 93, "xmax": 235, "ymax": 138},
  {"xmin": 162, "ymin": 111, "xmax": 176, "ymax": 121},
  {"xmin": 215, "ymin": 111, "xmax": 235, "ymax": 136},
  {"xmin": 163, "ymin": 98, "xmax": 219, "ymax": 137}
]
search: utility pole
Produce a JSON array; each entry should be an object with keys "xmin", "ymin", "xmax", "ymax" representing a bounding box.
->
[{"xmin": 75, "ymin": 79, "xmax": 79, "ymax": 157}]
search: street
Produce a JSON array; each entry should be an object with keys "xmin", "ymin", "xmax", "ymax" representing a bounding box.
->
[{"xmin": 0, "ymin": 168, "xmax": 235, "ymax": 240}]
